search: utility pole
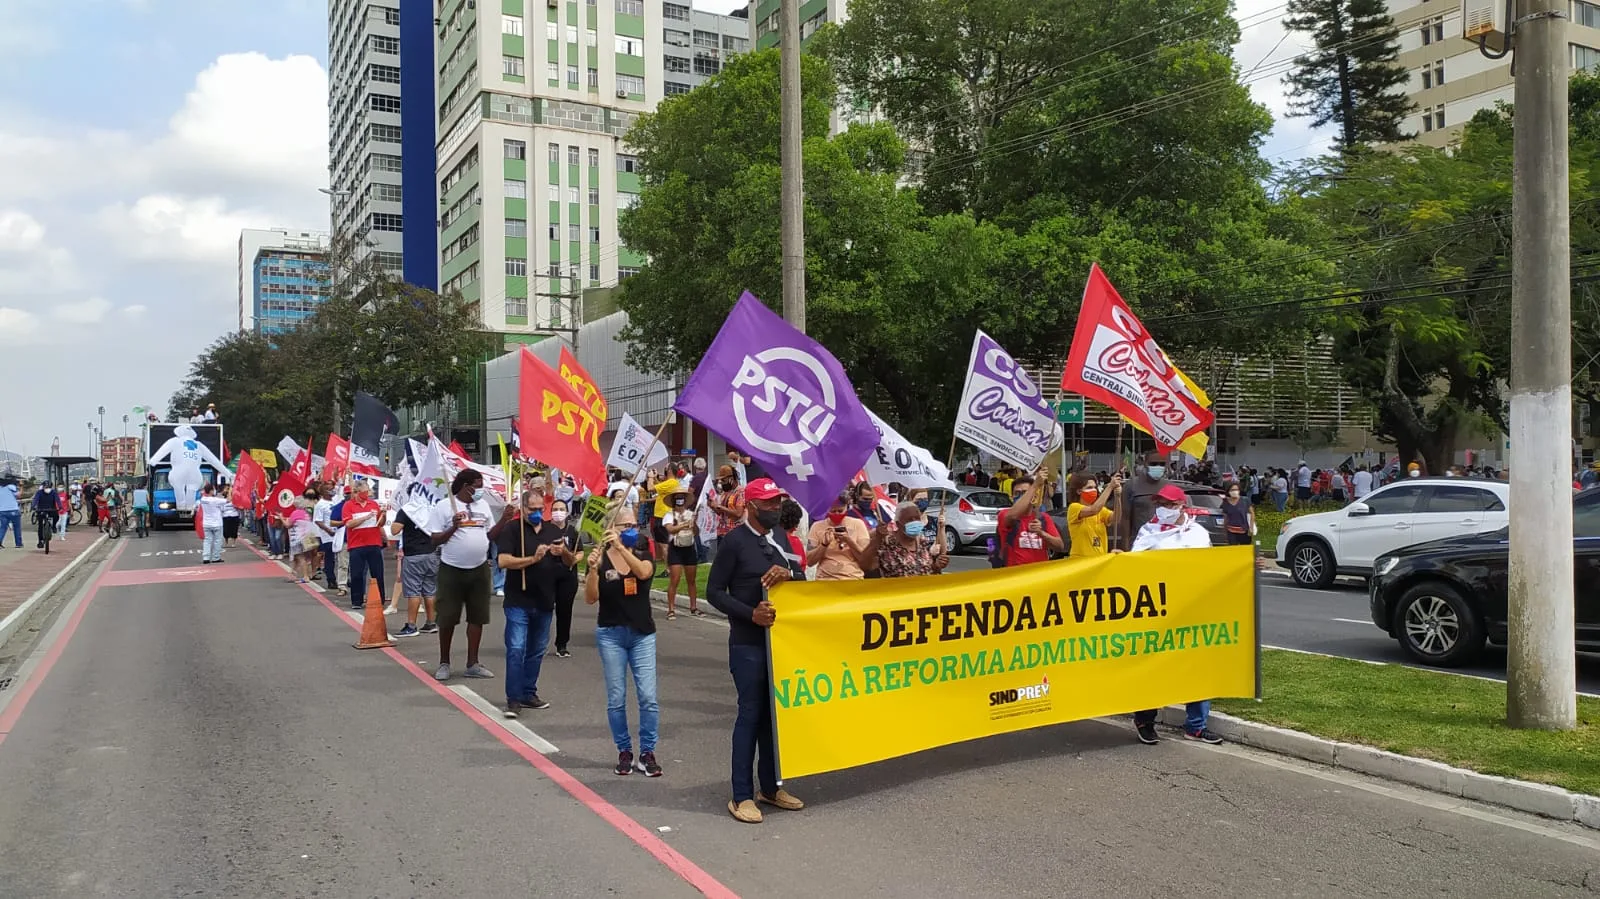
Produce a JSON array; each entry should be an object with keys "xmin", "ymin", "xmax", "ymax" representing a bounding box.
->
[
  {"xmin": 534, "ymin": 272, "xmax": 584, "ymax": 350},
  {"xmin": 1506, "ymin": 0, "xmax": 1576, "ymax": 730},
  {"xmin": 779, "ymin": 0, "xmax": 805, "ymax": 332}
]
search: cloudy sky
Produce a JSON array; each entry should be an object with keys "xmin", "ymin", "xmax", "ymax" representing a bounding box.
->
[{"xmin": 0, "ymin": 0, "xmax": 1324, "ymax": 461}]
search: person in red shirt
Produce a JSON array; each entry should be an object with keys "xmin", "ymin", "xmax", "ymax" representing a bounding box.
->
[
  {"xmin": 996, "ymin": 473, "xmax": 1063, "ymax": 566},
  {"xmin": 342, "ymin": 479, "xmax": 389, "ymax": 609}
]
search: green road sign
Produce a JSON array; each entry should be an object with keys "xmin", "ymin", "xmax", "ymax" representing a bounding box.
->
[{"xmin": 1054, "ymin": 398, "xmax": 1085, "ymax": 424}]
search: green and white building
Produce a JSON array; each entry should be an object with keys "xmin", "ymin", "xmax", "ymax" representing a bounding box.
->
[{"xmin": 432, "ymin": 0, "xmax": 745, "ymax": 337}]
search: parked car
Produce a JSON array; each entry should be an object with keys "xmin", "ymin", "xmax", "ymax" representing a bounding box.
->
[
  {"xmin": 1276, "ymin": 478, "xmax": 1511, "ymax": 588},
  {"xmin": 922, "ymin": 486, "xmax": 1013, "ymax": 553},
  {"xmin": 1368, "ymin": 489, "xmax": 1600, "ymax": 667}
]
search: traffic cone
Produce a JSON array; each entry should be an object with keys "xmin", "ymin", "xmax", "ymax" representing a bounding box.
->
[{"xmin": 353, "ymin": 580, "xmax": 394, "ymax": 650}]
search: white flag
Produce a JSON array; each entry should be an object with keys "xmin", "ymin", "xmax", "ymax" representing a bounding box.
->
[
  {"xmin": 606, "ymin": 412, "xmax": 669, "ymax": 472},
  {"xmin": 863, "ymin": 409, "xmax": 952, "ymax": 490},
  {"xmin": 953, "ymin": 331, "xmax": 1057, "ymax": 471}
]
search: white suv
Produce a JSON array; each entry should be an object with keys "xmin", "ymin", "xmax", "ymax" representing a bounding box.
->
[{"xmin": 1276, "ymin": 478, "xmax": 1510, "ymax": 588}]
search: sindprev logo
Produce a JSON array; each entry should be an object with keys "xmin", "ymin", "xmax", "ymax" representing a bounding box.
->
[{"xmin": 988, "ymin": 674, "xmax": 1052, "ymax": 718}]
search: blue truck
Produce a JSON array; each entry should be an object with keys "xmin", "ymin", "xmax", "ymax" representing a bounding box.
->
[{"xmin": 145, "ymin": 422, "xmax": 225, "ymax": 529}]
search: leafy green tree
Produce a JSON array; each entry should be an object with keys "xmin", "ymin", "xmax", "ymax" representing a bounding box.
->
[{"xmin": 1283, "ymin": 0, "xmax": 1412, "ymax": 150}]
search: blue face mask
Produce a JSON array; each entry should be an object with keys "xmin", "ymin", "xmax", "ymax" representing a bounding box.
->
[
  {"xmin": 1145, "ymin": 465, "xmax": 1166, "ymax": 480},
  {"xmin": 903, "ymin": 521, "xmax": 925, "ymax": 537},
  {"xmin": 527, "ymin": 509, "xmax": 543, "ymax": 525},
  {"xmin": 619, "ymin": 527, "xmax": 640, "ymax": 548},
  {"xmin": 915, "ymin": 499, "xmax": 929, "ymax": 512}
]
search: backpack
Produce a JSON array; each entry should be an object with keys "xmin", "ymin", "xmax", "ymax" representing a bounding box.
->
[{"xmin": 988, "ymin": 516, "xmax": 1023, "ymax": 568}]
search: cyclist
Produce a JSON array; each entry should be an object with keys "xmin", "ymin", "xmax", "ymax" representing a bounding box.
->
[
  {"xmin": 104, "ymin": 483, "xmax": 122, "ymax": 536},
  {"xmin": 132, "ymin": 483, "xmax": 151, "ymax": 537},
  {"xmin": 31, "ymin": 482, "xmax": 60, "ymax": 550}
]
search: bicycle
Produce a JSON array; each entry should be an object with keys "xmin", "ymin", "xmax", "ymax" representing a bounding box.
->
[
  {"xmin": 33, "ymin": 510, "xmax": 56, "ymax": 555},
  {"xmin": 107, "ymin": 505, "xmax": 122, "ymax": 540},
  {"xmin": 133, "ymin": 507, "xmax": 149, "ymax": 538}
]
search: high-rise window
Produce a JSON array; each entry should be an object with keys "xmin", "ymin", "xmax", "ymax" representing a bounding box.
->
[
  {"xmin": 505, "ymin": 139, "xmax": 527, "ymax": 159},
  {"xmin": 664, "ymin": 2, "xmax": 689, "ymax": 20},
  {"xmin": 369, "ymin": 123, "xmax": 402, "ymax": 143},
  {"xmin": 569, "ymin": 222, "xmax": 580, "ymax": 241},
  {"xmin": 503, "ymin": 14, "xmax": 523, "ymax": 35},
  {"xmin": 369, "ymin": 63, "xmax": 401, "ymax": 83},
  {"xmin": 369, "ymin": 94, "xmax": 402, "ymax": 113},
  {"xmin": 615, "ymin": 36, "xmax": 643, "ymax": 55},
  {"xmin": 567, "ymin": 145, "xmax": 580, "ymax": 165},
  {"xmin": 723, "ymin": 34, "xmax": 748, "ymax": 52},
  {"xmin": 665, "ymin": 57, "xmax": 690, "ymax": 73},
  {"xmin": 1420, "ymin": 59, "xmax": 1444, "ymax": 89},
  {"xmin": 618, "ymin": 191, "xmax": 639, "ymax": 209},
  {"xmin": 371, "ymin": 183, "xmax": 404, "ymax": 202},
  {"xmin": 566, "ymin": 25, "xmax": 578, "ymax": 43},
  {"xmin": 506, "ymin": 218, "xmax": 528, "ymax": 238},
  {"xmin": 1420, "ymin": 16, "xmax": 1444, "ymax": 45},
  {"xmin": 370, "ymin": 153, "xmax": 403, "ymax": 172},
  {"xmin": 384, "ymin": 8, "xmax": 400, "ymax": 25},
  {"xmin": 506, "ymin": 257, "xmax": 528, "ymax": 276},
  {"xmin": 503, "ymin": 55, "xmax": 524, "ymax": 76},
  {"xmin": 506, "ymin": 297, "xmax": 528, "ymax": 317},
  {"xmin": 371, "ymin": 35, "xmax": 399, "ymax": 54},
  {"xmin": 616, "ymin": 0, "xmax": 643, "ymax": 14},
  {"xmin": 586, "ymin": 29, "xmax": 597, "ymax": 47},
  {"xmin": 549, "ymin": 222, "xmax": 559, "ymax": 239},
  {"xmin": 547, "ymin": 61, "xmax": 559, "ymax": 81},
  {"xmin": 616, "ymin": 73, "xmax": 645, "ymax": 95},
  {"xmin": 548, "ymin": 184, "xmax": 560, "ymax": 201},
  {"xmin": 664, "ymin": 28, "xmax": 689, "ymax": 47},
  {"xmin": 617, "ymin": 153, "xmax": 640, "ymax": 174},
  {"xmin": 505, "ymin": 179, "xmax": 527, "ymax": 199},
  {"xmin": 548, "ymin": 142, "xmax": 560, "ymax": 162},
  {"xmin": 1420, "ymin": 104, "xmax": 1446, "ymax": 132},
  {"xmin": 567, "ymin": 64, "xmax": 579, "ymax": 86},
  {"xmin": 370, "ymin": 213, "xmax": 403, "ymax": 232},
  {"xmin": 588, "ymin": 187, "xmax": 600, "ymax": 204},
  {"xmin": 1580, "ymin": 0, "xmax": 1600, "ymax": 29},
  {"xmin": 589, "ymin": 264, "xmax": 600, "ymax": 282},
  {"xmin": 664, "ymin": 80, "xmax": 691, "ymax": 95},
  {"xmin": 587, "ymin": 148, "xmax": 599, "ymax": 167},
  {"xmin": 567, "ymin": 186, "xmax": 580, "ymax": 203},
  {"xmin": 619, "ymin": 267, "xmax": 640, "ymax": 279},
  {"xmin": 546, "ymin": 21, "xmax": 558, "ymax": 40},
  {"xmin": 587, "ymin": 67, "xmax": 599, "ymax": 88},
  {"xmin": 589, "ymin": 225, "xmax": 600, "ymax": 243},
  {"xmin": 1576, "ymin": 43, "xmax": 1600, "ymax": 71},
  {"xmin": 693, "ymin": 56, "xmax": 720, "ymax": 76},
  {"xmin": 693, "ymin": 30, "xmax": 719, "ymax": 49}
]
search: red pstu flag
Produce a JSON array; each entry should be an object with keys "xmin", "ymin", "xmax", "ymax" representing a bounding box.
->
[
  {"xmin": 324, "ymin": 433, "xmax": 352, "ymax": 483},
  {"xmin": 517, "ymin": 347, "xmax": 607, "ymax": 493},
  {"xmin": 1060, "ymin": 264, "xmax": 1213, "ymax": 451}
]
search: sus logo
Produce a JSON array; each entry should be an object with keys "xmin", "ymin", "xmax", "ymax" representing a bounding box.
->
[{"xmin": 730, "ymin": 346, "xmax": 840, "ymax": 481}]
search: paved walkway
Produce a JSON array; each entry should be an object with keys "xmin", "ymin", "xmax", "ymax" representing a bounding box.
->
[{"xmin": 0, "ymin": 528, "xmax": 102, "ymax": 623}]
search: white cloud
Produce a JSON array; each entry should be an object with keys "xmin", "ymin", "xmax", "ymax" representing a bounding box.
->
[
  {"xmin": 161, "ymin": 52, "xmax": 329, "ymax": 190},
  {"xmin": 122, "ymin": 304, "xmax": 148, "ymax": 318},
  {"xmin": 0, "ymin": 306, "xmax": 42, "ymax": 344},
  {"xmin": 52, "ymin": 296, "xmax": 112, "ymax": 324},
  {"xmin": 0, "ymin": 209, "xmax": 46, "ymax": 250},
  {"xmin": 98, "ymin": 194, "xmax": 274, "ymax": 263}
]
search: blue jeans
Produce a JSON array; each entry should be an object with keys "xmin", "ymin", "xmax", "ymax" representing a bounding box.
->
[
  {"xmin": 504, "ymin": 605, "xmax": 552, "ymax": 704},
  {"xmin": 492, "ymin": 550, "xmax": 506, "ymax": 593},
  {"xmin": 0, "ymin": 510, "xmax": 20, "ymax": 547},
  {"xmin": 596, "ymin": 626, "xmax": 658, "ymax": 753},
  {"xmin": 347, "ymin": 545, "xmax": 385, "ymax": 607},
  {"xmin": 1134, "ymin": 700, "xmax": 1210, "ymax": 732},
  {"xmin": 203, "ymin": 525, "xmax": 223, "ymax": 561},
  {"xmin": 1272, "ymin": 491, "xmax": 1288, "ymax": 512},
  {"xmin": 729, "ymin": 643, "xmax": 777, "ymax": 802},
  {"xmin": 268, "ymin": 524, "xmax": 286, "ymax": 556}
]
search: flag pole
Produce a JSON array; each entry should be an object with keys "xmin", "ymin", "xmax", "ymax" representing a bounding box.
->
[
  {"xmin": 934, "ymin": 432, "xmax": 960, "ymax": 556},
  {"xmin": 607, "ymin": 417, "xmax": 673, "ymax": 530}
]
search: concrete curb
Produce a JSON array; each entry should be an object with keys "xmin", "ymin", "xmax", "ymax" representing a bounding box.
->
[
  {"xmin": 1156, "ymin": 706, "xmax": 1600, "ymax": 830},
  {"xmin": 0, "ymin": 533, "xmax": 109, "ymax": 648}
]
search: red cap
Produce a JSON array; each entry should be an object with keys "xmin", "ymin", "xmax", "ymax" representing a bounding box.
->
[
  {"xmin": 744, "ymin": 478, "xmax": 786, "ymax": 501},
  {"xmin": 1156, "ymin": 483, "xmax": 1187, "ymax": 503}
]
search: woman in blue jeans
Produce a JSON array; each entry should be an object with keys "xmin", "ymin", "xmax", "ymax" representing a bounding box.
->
[{"xmin": 583, "ymin": 507, "xmax": 662, "ymax": 777}]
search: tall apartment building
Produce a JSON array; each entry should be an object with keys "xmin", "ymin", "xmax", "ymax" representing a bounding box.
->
[
  {"xmin": 430, "ymin": 0, "xmax": 744, "ymax": 338},
  {"xmin": 662, "ymin": 3, "xmax": 749, "ymax": 96},
  {"xmin": 238, "ymin": 228, "xmax": 332, "ymax": 337},
  {"xmin": 748, "ymin": 0, "xmax": 844, "ymax": 49},
  {"xmin": 1391, "ymin": 0, "xmax": 1600, "ymax": 147},
  {"xmin": 328, "ymin": 0, "xmax": 406, "ymax": 274}
]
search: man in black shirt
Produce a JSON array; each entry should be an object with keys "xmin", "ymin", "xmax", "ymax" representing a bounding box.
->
[
  {"xmin": 707, "ymin": 477, "xmax": 805, "ymax": 824},
  {"xmin": 495, "ymin": 498, "xmax": 577, "ymax": 716},
  {"xmin": 390, "ymin": 504, "xmax": 440, "ymax": 637}
]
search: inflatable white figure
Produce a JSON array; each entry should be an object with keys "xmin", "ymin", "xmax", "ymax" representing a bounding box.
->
[{"xmin": 147, "ymin": 424, "xmax": 228, "ymax": 513}]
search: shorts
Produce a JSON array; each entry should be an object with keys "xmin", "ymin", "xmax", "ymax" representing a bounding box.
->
[
  {"xmin": 223, "ymin": 517, "xmax": 240, "ymax": 539},
  {"xmin": 436, "ymin": 561, "xmax": 492, "ymax": 627},
  {"xmin": 402, "ymin": 552, "xmax": 441, "ymax": 597},
  {"xmin": 651, "ymin": 518, "xmax": 669, "ymax": 545},
  {"xmin": 1295, "ymin": 486, "xmax": 1312, "ymax": 501},
  {"xmin": 667, "ymin": 543, "xmax": 698, "ymax": 567}
]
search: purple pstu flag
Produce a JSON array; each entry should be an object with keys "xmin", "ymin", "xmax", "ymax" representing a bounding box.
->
[{"xmin": 674, "ymin": 291, "xmax": 879, "ymax": 517}]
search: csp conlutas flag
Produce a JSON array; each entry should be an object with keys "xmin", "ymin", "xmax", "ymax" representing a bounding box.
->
[{"xmin": 953, "ymin": 331, "xmax": 1061, "ymax": 472}]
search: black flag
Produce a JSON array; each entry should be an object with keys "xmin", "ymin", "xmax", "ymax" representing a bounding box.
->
[{"xmin": 351, "ymin": 391, "xmax": 399, "ymax": 457}]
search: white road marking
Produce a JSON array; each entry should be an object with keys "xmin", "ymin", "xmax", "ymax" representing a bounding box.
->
[
  {"xmin": 1331, "ymin": 618, "xmax": 1370, "ymax": 625},
  {"xmin": 450, "ymin": 685, "xmax": 561, "ymax": 754}
]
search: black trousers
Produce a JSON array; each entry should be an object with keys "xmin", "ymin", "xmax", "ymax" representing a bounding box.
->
[{"xmin": 552, "ymin": 573, "xmax": 578, "ymax": 651}]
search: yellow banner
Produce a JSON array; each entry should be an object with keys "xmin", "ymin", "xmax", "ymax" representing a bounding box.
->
[
  {"xmin": 249, "ymin": 449, "xmax": 278, "ymax": 469},
  {"xmin": 767, "ymin": 546, "xmax": 1257, "ymax": 778}
]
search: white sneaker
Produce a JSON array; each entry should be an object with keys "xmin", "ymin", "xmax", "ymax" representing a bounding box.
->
[
  {"xmin": 495, "ymin": 588, "xmax": 504, "ymax": 597},
  {"xmin": 382, "ymin": 605, "xmax": 398, "ymax": 615}
]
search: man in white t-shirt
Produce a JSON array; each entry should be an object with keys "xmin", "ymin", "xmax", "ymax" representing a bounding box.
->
[
  {"xmin": 197, "ymin": 484, "xmax": 231, "ymax": 563},
  {"xmin": 425, "ymin": 469, "xmax": 499, "ymax": 682},
  {"xmin": 313, "ymin": 484, "xmax": 341, "ymax": 594},
  {"xmin": 1351, "ymin": 466, "xmax": 1374, "ymax": 500},
  {"xmin": 1130, "ymin": 483, "xmax": 1219, "ymax": 745},
  {"xmin": 1294, "ymin": 462, "xmax": 1313, "ymax": 503}
]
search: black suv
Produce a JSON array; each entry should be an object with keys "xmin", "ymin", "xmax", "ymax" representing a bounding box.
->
[{"xmin": 1368, "ymin": 489, "xmax": 1600, "ymax": 666}]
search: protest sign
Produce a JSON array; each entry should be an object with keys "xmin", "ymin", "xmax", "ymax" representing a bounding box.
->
[
  {"xmin": 863, "ymin": 409, "xmax": 951, "ymax": 489},
  {"xmin": 767, "ymin": 546, "xmax": 1257, "ymax": 779},
  {"xmin": 953, "ymin": 332, "xmax": 1059, "ymax": 471},
  {"xmin": 578, "ymin": 495, "xmax": 612, "ymax": 546},
  {"xmin": 606, "ymin": 412, "xmax": 669, "ymax": 472}
]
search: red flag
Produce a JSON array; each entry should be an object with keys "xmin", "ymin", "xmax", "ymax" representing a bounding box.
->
[
  {"xmin": 289, "ymin": 436, "xmax": 314, "ymax": 483},
  {"xmin": 267, "ymin": 472, "xmax": 306, "ymax": 517},
  {"xmin": 557, "ymin": 345, "xmax": 608, "ymax": 422},
  {"xmin": 324, "ymin": 433, "xmax": 352, "ymax": 483},
  {"xmin": 518, "ymin": 347, "xmax": 606, "ymax": 493},
  {"xmin": 448, "ymin": 440, "xmax": 469, "ymax": 459},
  {"xmin": 231, "ymin": 451, "xmax": 268, "ymax": 509},
  {"xmin": 194, "ymin": 504, "xmax": 205, "ymax": 538},
  {"xmin": 1060, "ymin": 264, "xmax": 1213, "ymax": 451}
]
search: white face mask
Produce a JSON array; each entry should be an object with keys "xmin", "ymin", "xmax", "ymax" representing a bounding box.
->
[
  {"xmin": 1154, "ymin": 506, "xmax": 1182, "ymax": 525},
  {"xmin": 551, "ymin": 511, "xmax": 568, "ymax": 525},
  {"xmin": 1145, "ymin": 465, "xmax": 1166, "ymax": 480}
]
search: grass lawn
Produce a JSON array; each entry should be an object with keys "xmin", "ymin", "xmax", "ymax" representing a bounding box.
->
[
  {"xmin": 1215, "ymin": 650, "xmax": 1600, "ymax": 796},
  {"xmin": 1253, "ymin": 508, "xmax": 1321, "ymax": 555}
]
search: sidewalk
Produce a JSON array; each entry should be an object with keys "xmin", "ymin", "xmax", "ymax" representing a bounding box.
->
[{"xmin": 0, "ymin": 531, "xmax": 104, "ymax": 624}]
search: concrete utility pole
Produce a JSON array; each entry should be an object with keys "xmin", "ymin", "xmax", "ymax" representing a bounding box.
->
[
  {"xmin": 778, "ymin": 0, "xmax": 806, "ymax": 332},
  {"xmin": 1507, "ymin": 0, "xmax": 1576, "ymax": 730}
]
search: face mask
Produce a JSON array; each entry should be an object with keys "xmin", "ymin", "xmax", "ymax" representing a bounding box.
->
[
  {"xmin": 1155, "ymin": 506, "xmax": 1182, "ymax": 525},
  {"xmin": 619, "ymin": 527, "xmax": 640, "ymax": 548},
  {"xmin": 755, "ymin": 508, "xmax": 782, "ymax": 530},
  {"xmin": 1145, "ymin": 465, "xmax": 1166, "ymax": 480},
  {"xmin": 915, "ymin": 499, "xmax": 929, "ymax": 512},
  {"xmin": 1228, "ymin": 492, "xmax": 1240, "ymax": 501},
  {"xmin": 527, "ymin": 509, "xmax": 543, "ymax": 525},
  {"xmin": 551, "ymin": 511, "xmax": 568, "ymax": 525},
  {"xmin": 827, "ymin": 511, "xmax": 847, "ymax": 525},
  {"xmin": 470, "ymin": 488, "xmax": 485, "ymax": 502},
  {"xmin": 1079, "ymin": 489, "xmax": 1099, "ymax": 505},
  {"xmin": 903, "ymin": 521, "xmax": 925, "ymax": 537},
  {"xmin": 856, "ymin": 499, "xmax": 874, "ymax": 511},
  {"xmin": 1408, "ymin": 470, "xmax": 1420, "ymax": 478}
]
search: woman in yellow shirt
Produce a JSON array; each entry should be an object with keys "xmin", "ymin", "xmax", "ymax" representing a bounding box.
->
[{"xmin": 1066, "ymin": 472, "xmax": 1121, "ymax": 557}]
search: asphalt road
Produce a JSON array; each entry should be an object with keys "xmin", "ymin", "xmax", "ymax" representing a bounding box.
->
[
  {"xmin": 947, "ymin": 552, "xmax": 1600, "ymax": 695},
  {"xmin": 1, "ymin": 532, "xmax": 1597, "ymax": 898}
]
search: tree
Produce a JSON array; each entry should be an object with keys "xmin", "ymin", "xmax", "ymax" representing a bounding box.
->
[
  {"xmin": 1282, "ymin": 0, "xmax": 1412, "ymax": 151},
  {"xmin": 170, "ymin": 235, "xmax": 495, "ymax": 452}
]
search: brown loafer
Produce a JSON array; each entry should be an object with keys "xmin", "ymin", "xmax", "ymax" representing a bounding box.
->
[
  {"xmin": 757, "ymin": 789, "xmax": 804, "ymax": 811},
  {"xmin": 728, "ymin": 799, "xmax": 763, "ymax": 824}
]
